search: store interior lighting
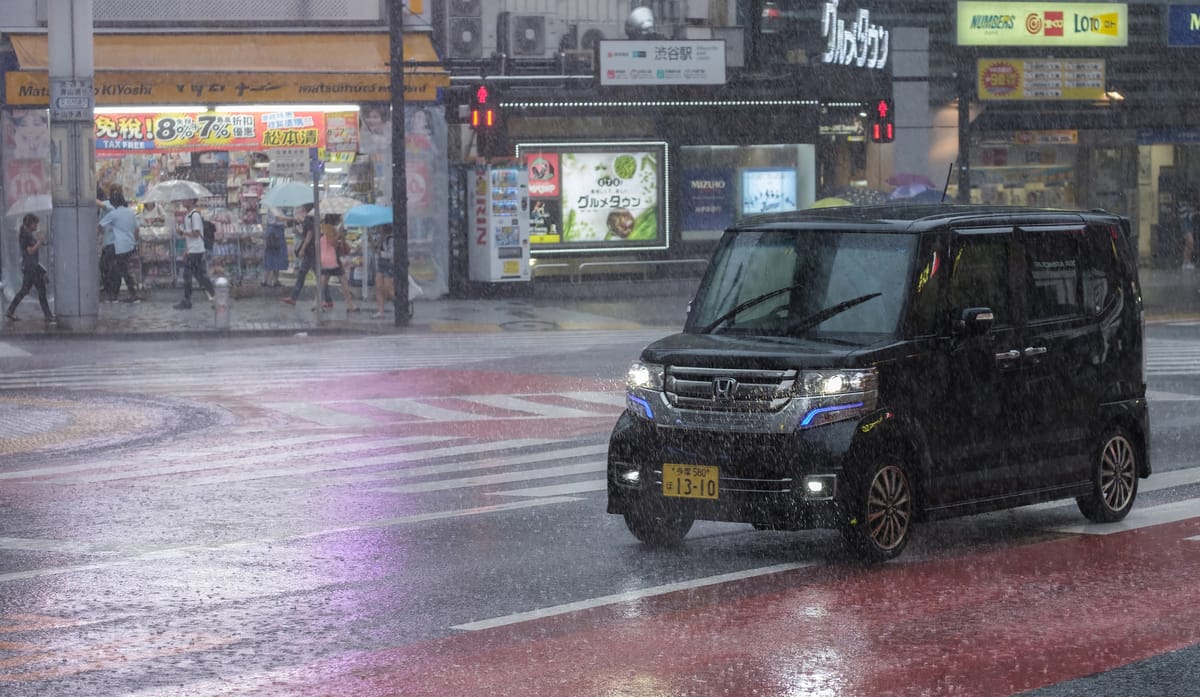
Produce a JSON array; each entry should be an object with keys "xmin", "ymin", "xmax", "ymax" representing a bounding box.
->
[
  {"xmin": 214, "ymin": 104, "xmax": 361, "ymax": 113},
  {"xmin": 95, "ymin": 106, "xmax": 206, "ymax": 113}
]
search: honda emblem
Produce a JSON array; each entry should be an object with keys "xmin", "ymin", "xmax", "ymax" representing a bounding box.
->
[{"xmin": 712, "ymin": 377, "xmax": 738, "ymax": 400}]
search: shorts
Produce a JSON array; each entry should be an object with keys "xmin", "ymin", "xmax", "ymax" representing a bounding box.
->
[
  {"xmin": 321, "ymin": 266, "xmax": 343, "ymax": 277},
  {"xmin": 377, "ymin": 258, "xmax": 394, "ymax": 276}
]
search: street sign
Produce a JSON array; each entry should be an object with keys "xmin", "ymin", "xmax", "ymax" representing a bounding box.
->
[{"xmin": 49, "ymin": 78, "xmax": 94, "ymax": 121}]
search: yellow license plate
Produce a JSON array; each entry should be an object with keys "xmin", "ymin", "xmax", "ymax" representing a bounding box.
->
[{"xmin": 662, "ymin": 464, "xmax": 719, "ymax": 499}]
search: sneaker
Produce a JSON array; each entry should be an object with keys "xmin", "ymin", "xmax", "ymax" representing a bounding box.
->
[
  {"xmin": 4, "ymin": 313, "xmax": 17, "ymax": 322},
  {"xmin": 280, "ymin": 297, "xmax": 296, "ymax": 305},
  {"xmin": 173, "ymin": 301, "xmax": 192, "ymax": 310},
  {"xmin": 45, "ymin": 315, "xmax": 57, "ymax": 323},
  {"xmin": 1185, "ymin": 262, "xmax": 1196, "ymax": 270},
  {"xmin": 205, "ymin": 291, "xmax": 214, "ymax": 301},
  {"xmin": 121, "ymin": 296, "xmax": 142, "ymax": 304}
]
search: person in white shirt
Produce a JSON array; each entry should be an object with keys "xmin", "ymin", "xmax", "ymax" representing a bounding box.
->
[
  {"xmin": 97, "ymin": 190, "xmax": 141, "ymax": 302},
  {"xmin": 174, "ymin": 197, "xmax": 214, "ymax": 310}
]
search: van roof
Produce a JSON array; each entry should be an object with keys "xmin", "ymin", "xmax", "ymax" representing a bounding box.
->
[{"xmin": 733, "ymin": 204, "xmax": 1125, "ymax": 233}]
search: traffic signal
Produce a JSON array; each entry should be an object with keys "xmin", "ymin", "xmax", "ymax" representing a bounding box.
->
[
  {"xmin": 470, "ymin": 83, "xmax": 505, "ymax": 157},
  {"xmin": 869, "ymin": 98, "xmax": 894, "ymax": 143},
  {"xmin": 470, "ymin": 83, "xmax": 496, "ymax": 129}
]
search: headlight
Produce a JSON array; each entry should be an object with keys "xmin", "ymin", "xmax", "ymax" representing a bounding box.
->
[
  {"xmin": 626, "ymin": 361, "xmax": 664, "ymax": 391},
  {"xmin": 797, "ymin": 368, "xmax": 878, "ymax": 428}
]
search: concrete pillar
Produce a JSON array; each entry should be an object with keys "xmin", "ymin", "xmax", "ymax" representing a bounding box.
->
[
  {"xmin": 891, "ymin": 28, "xmax": 936, "ymax": 187},
  {"xmin": 47, "ymin": 0, "xmax": 98, "ymax": 330}
]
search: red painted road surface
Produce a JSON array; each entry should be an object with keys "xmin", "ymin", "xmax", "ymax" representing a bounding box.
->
[{"xmin": 244, "ymin": 517, "xmax": 1200, "ymax": 697}]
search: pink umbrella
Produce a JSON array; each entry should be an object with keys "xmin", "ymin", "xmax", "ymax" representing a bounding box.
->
[{"xmin": 887, "ymin": 173, "xmax": 937, "ymax": 189}]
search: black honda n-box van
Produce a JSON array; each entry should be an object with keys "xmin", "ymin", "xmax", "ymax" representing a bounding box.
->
[{"xmin": 607, "ymin": 205, "xmax": 1150, "ymax": 562}]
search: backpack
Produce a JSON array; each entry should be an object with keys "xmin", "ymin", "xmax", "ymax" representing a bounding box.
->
[{"xmin": 202, "ymin": 219, "xmax": 216, "ymax": 252}]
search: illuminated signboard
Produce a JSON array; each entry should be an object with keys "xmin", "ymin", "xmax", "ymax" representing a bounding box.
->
[
  {"xmin": 741, "ymin": 169, "xmax": 798, "ymax": 215},
  {"xmin": 94, "ymin": 111, "xmax": 330, "ymax": 153},
  {"xmin": 822, "ymin": 0, "xmax": 890, "ymax": 70},
  {"xmin": 516, "ymin": 141, "xmax": 668, "ymax": 252},
  {"xmin": 1168, "ymin": 5, "xmax": 1200, "ymax": 46},
  {"xmin": 957, "ymin": 2, "xmax": 1128, "ymax": 46},
  {"xmin": 977, "ymin": 58, "xmax": 1106, "ymax": 100}
]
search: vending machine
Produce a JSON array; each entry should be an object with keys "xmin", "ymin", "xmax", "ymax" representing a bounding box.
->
[{"xmin": 468, "ymin": 163, "xmax": 531, "ymax": 282}]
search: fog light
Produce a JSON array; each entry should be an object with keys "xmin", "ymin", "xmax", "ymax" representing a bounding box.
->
[
  {"xmin": 617, "ymin": 468, "xmax": 641, "ymax": 485},
  {"xmin": 802, "ymin": 475, "xmax": 836, "ymax": 500}
]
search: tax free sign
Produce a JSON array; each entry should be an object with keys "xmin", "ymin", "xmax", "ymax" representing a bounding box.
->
[{"xmin": 957, "ymin": 2, "xmax": 1128, "ymax": 46}]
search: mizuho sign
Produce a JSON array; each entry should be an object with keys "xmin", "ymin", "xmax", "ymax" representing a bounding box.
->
[{"xmin": 822, "ymin": 0, "xmax": 890, "ymax": 70}]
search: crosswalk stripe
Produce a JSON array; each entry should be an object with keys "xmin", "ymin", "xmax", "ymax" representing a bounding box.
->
[
  {"xmin": 377, "ymin": 461, "xmax": 604, "ymax": 494},
  {"xmin": 172, "ymin": 438, "xmax": 569, "ymax": 487}
]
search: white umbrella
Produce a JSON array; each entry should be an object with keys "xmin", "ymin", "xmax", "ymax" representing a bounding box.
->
[
  {"xmin": 143, "ymin": 179, "xmax": 213, "ymax": 203},
  {"xmin": 262, "ymin": 181, "xmax": 317, "ymax": 208},
  {"xmin": 319, "ymin": 195, "xmax": 364, "ymax": 216},
  {"xmin": 6, "ymin": 194, "xmax": 52, "ymax": 217}
]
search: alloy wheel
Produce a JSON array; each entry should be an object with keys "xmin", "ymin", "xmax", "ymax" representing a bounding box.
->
[
  {"xmin": 1100, "ymin": 435, "xmax": 1137, "ymax": 513},
  {"xmin": 865, "ymin": 464, "xmax": 912, "ymax": 551}
]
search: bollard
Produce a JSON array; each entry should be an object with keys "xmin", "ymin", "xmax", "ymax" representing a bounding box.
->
[{"xmin": 213, "ymin": 276, "xmax": 230, "ymax": 330}]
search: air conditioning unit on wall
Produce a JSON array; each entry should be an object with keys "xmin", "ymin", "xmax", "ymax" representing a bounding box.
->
[
  {"xmin": 497, "ymin": 13, "xmax": 562, "ymax": 57},
  {"xmin": 446, "ymin": 0, "xmax": 485, "ymax": 59},
  {"xmin": 569, "ymin": 21, "xmax": 625, "ymax": 52}
]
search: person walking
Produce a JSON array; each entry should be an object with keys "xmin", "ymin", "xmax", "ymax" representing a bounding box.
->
[
  {"xmin": 317, "ymin": 215, "xmax": 359, "ymax": 312},
  {"xmin": 261, "ymin": 206, "xmax": 289, "ymax": 287},
  {"xmin": 281, "ymin": 204, "xmax": 330, "ymax": 306},
  {"xmin": 372, "ymin": 225, "xmax": 395, "ymax": 318},
  {"xmin": 98, "ymin": 190, "xmax": 141, "ymax": 302},
  {"xmin": 174, "ymin": 198, "xmax": 214, "ymax": 310},
  {"xmin": 5, "ymin": 214, "xmax": 55, "ymax": 323}
]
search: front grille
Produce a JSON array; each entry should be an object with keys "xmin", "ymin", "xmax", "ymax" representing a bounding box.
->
[{"xmin": 665, "ymin": 366, "xmax": 797, "ymax": 412}]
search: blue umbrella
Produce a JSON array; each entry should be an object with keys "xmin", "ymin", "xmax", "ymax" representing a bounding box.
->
[{"xmin": 343, "ymin": 203, "xmax": 394, "ymax": 228}]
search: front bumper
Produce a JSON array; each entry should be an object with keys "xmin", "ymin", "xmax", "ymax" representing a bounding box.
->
[{"xmin": 606, "ymin": 410, "xmax": 851, "ymax": 530}]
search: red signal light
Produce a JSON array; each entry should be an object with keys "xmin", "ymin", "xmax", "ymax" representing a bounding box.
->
[{"xmin": 869, "ymin": 98, "xmax": 894, "ymax": 143}]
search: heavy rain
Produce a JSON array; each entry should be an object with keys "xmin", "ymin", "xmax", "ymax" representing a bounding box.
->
[{"xmin": 1, "ymin": 1, "xmax": 1199, "ymax": 696}]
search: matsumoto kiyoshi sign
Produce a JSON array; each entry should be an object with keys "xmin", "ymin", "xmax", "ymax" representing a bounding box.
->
[
  {"xmin": 822, "ymin": 0, "xmax": 889, "ymax": 69},
  {"xmin": 957, "ymin": 2, "xmax": 1128, "ymax": 46}
]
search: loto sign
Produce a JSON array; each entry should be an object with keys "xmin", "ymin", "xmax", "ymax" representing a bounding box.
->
[{"xmin": 822, "ymin": 0, "xmax": 890, "ymax": 70}]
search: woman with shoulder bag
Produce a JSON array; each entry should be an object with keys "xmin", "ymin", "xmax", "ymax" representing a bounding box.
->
[{"xmin": 316, "ymin": 215, "xmax": 359, "ymax": 312}]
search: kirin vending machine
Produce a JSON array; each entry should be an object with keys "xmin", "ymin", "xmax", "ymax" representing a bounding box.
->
[{"xmin": 468, "ymin": 163, "xmax": 531, "ymax": 282}]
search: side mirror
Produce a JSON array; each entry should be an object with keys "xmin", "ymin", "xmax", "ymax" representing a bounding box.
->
[{"xmin": 952, "ymin": 307, "xmax": 995, "ymax": 337}]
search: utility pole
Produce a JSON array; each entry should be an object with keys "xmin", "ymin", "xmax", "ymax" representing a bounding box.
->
[
  {"xmin": 47, "ymin": 0, "xmax": 97, "ymax": 328},
  {"xmin": 389, "ymin": 1, "xmax": 410, "ymax": 326}
]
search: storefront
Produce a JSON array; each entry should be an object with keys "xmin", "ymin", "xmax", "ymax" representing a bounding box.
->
[
  {"xmin": 457, "ymin": 75, "xmax": 890, "ymax": 281},
  {"xmin": 1, "ymin": 31, "xmax": 451, "ymax": 297}
]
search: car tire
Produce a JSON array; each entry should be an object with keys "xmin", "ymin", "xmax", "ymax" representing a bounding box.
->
[
  {"xmin": 623, "ymin": 509, "xmax": 694, "ymax": 547},
  {"xmin": 1076, "ymin": 428, "xmax": 1139, "ymax": 523},
  {"xmin": 840, "ymin": 460, "xmax": 914, "ymax": 563}
]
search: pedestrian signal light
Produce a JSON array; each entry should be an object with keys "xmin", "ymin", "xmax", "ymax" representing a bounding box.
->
[
  {"xmin": 471, "ymin": 84, "xmax": 496, "ymax": 129},
  {"xmin": 870, "ymin": 98, "xmax": 894, "ymax": 143}
]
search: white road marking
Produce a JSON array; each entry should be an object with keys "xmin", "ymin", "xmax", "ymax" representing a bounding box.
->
[
  {"xmin": 1048, "ymin": 498, "xmax": 1200, "ymax": 535},
  {"xmin": 0, "ymin": 497, "xmax": 582, "ymax": 583},
  {"xmin": 492, "ymin": 480, "xmax": 608, "ymax": 497},
  {"xmin": 1146, "ymin": 389, "xmax": 1200, "ymax": 402},
  {"xmin": 378, "ymin": 461, "xmax": 604, "ymax": 494},
  {"xmin": 0, "ymin": 342, "xmax": 32, "ymax": 358},
  {"xmin": 451, "ymin": 562, "xmax": 814, "ymax": 632}
]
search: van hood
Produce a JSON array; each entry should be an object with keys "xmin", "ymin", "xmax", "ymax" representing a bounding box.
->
[{"xmin": 640, "ymin": 331, "xmax": 881, "ymax": 370}]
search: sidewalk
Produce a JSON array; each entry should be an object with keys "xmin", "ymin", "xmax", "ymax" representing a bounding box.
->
[
  {"xmin": 0, "ymin": 276, "xmax": 700, "ymax": 339},
  {"xmin": 0, "ymin": 266, "xmax": 1196, "ymax": 339}
]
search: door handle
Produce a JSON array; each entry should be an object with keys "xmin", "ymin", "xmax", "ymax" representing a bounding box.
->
[{"xmin": 1024, "ymin": 346, "xmax": 1047, "ymax": 357}]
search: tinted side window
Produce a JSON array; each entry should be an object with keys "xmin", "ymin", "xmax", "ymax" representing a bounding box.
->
[
  {"xmin": 1023, "ymin": 229, "xmax": 1083, "ymax": 322},
  {"xmin": 906, "ymin": 237, "xmax": 943, "ymax": 336},
  {"xmin": 1079, "ymin": 224, "xmax": 1121, "ymax": 316},
  {"xmin": 947, "ymin": 233, "xmax": 1013, "ymax": 326}
]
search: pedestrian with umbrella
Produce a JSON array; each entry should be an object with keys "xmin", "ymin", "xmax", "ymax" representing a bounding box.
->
[{"xmin": 280, "ymin": 203, "xmax": 331, "ymax": 307}]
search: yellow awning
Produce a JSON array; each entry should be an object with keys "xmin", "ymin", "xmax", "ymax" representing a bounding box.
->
[
  {"xmin": 5, "ymin": 32, "xmax": 448, "ymax": 105},
  {"xmin": 10, "ymin": 32, "xmax": 441, "ymax": 73}
]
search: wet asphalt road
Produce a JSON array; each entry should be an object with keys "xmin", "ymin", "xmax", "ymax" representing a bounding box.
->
[{"xmin": 0, "ymin": 324, "xmax": 1198, "ymax": 696}]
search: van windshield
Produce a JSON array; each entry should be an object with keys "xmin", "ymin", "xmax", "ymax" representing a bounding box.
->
[{"xmin": 686, "ymin": 229, "xmax": 918, "ymax": 339}]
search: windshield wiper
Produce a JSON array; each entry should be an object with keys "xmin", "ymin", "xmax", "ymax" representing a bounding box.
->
[
  {"xmin": 785, "ymin": 292, "xmax": 882, "ymax": 334},
  {"xmin": 700, "ymin": 282, "xmax": 807, "ymax": 333}
]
